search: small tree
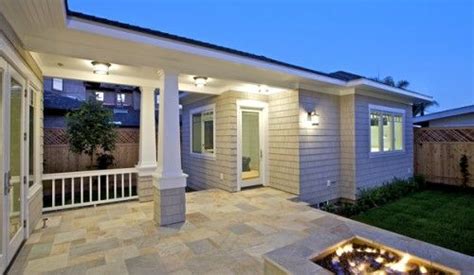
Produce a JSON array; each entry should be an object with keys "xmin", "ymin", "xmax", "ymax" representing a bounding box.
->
[
  {"xmin": 65, "ymin": 99, "xmax": 117, "ymax": 169},
  {"xmin": 460, "ymin": 154, "xmax": 470, "ymax": 188}
]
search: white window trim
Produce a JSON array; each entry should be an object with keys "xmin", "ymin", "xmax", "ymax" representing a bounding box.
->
[
  {"xmin": 95, "ymin": 91, "xmax": 104, "ymax": 101},
  {"xmin": 368, "ymin": 104, "xmax": 406, "ymax": 157},
  {"xmin": 52, "ymin": 78, "xmax": 63, "ymax": 91},
  {"xmin": 189, "ymin": 103, "xmax": 216, "ymax": 160}
]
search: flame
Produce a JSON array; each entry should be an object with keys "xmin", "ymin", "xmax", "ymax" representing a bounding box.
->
[
  {"xmin": 335, "ymin": 243, "xmax": 353, "ymax": 256},
  {"xmin": 375, "ymin": 256, "xmax": 384, "ymax": 263},
  {"xmin": 386, "ymin": 253, "xmax": 411, "ymax": 272}
]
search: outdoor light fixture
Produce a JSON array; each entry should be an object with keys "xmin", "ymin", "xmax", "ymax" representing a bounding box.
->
[
  {"xmin": 193, "ymin": 76, "xmax": 208, "ymax": 88},
  {"xmin": 259, "ymin": 85, "xmax": 269, "ymax": 93},
  {"xmin": 91, "ymin": 61, "xmax": 111, "ymax": 75},
  {"xmin": 307, "ymin": 111, "xmax": 320, "ymax": 126}
]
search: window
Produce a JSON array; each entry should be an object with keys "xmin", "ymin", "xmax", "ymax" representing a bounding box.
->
[
  {"xmin": 95, "ymin": 91, "xmax": 104, "ymax": 101},
  {"xmin": 52, "ymin": 78, "xmax": 63, "ymax": 91},
  {"xmin": 190, "ymin": 105, "xmax": 215, "ymax": 157},
  {"xmin": 369, "ymin": 105, "xmax": 404, "ymax": 154},
  {"xmin": 117, "ymin": 93, "xmax": 126, "ymax": 105}
]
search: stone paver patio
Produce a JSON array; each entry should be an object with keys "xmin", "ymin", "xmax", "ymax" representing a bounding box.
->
[{"xmin": 9, "ymin": 187, "xmax": 328, "ymax": 274}]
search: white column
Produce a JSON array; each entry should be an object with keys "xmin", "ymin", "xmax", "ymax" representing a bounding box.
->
[
  {"xmin": 136, "ymin": 86, "xmax": 158, "ymax": 174},
  {"xmin": 155, "ymin": 70, "xmax": 186, "ymax": 184},
  {"xmin": 153, "ymin": 69, "xmax": 187, "ymax": 226}
]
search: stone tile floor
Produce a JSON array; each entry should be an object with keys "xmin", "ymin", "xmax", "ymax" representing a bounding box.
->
[{"xmin": 9, "ymin": 187, "xmax": 330, "ymax": 274}]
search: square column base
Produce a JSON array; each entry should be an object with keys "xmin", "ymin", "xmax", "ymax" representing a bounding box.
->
[
  {"xmin": 137, "ymin": 175, "xmax": 154, "ymax": 202},
  {"xmin": 153, "ymin": 186, "xmax": 186, "ymax": 226}
]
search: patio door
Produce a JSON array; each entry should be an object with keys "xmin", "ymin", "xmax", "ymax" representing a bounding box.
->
[
  {"xmin": 1, "ymin": 58, "xmax": 27, "ymax": 265},
  {"xmin": 238, "ymin": 101, "xmax": 268, "ymax": 189}
]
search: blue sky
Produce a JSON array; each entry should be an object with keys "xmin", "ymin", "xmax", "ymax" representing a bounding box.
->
[{"xmin": 69, "ymin": 0, "xmax": 473, "ymax": 112}]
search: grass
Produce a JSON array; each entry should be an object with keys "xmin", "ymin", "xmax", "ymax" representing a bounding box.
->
[{"xmin": 353, "ymin": 187, "xmax": 474, "ymax": 256}]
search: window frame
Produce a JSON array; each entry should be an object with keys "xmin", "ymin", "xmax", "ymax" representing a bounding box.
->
[
  {"xmin": 95, "ymin": 91, "xmax": 104, "ymax": 102},
  {"xmin": 52, "ymin": 78, "xmax": 63, "ymax": 91},
  {"xmin": 368, "ymin": 104, "xmax": 405, "ymax": 157},
  {"xmin": 189, "ymin": 104, "xmax": 216, "ymax": 160},
  {"xmin": 116, "ymin": 93, "xmax": 126, "ymax": 106}
]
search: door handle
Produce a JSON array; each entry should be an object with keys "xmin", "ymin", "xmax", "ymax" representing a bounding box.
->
[{"xmin": 4, "ymin": 171, "xmax": 12, "ymax": 195}]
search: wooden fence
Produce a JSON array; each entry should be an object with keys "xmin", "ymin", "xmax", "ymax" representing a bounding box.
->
[
  {"xmin": 44, "ymin": 128, "xmax": 140, "ymax": 173},
  {"xmin": 414, "ymin": 127, "xmax": 474, "ymax": 187}
]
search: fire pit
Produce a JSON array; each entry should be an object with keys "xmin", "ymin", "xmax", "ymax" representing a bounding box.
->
[
  {"xmin": 313, "ymin": 237, "xmax": 456, "ymax": 274},
  {"xmin": 264, "ymin": 216, "xmax": 472, "ymax": 275}
]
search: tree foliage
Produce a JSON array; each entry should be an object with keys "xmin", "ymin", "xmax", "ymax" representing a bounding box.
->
[
  {"xmin": 65, "ymin": 99, "xmax": 117, "ymax": 168},
  {"xmin": 371, "ymin": 75, "xmax": 438, "ymax": 117}
]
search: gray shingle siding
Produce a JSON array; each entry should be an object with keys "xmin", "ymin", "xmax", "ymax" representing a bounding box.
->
[
  {"xmin": 181, "ymin": 91, "xmax": 268, "ymax": 192},
  {"xmin": 181, "ymin": 89, "xmax": 414, "ymax": 204},
  {"xmin": 353, "ymin": 94, "xmax": 414, "ymax": 191},
  {"xmin": 268, "ymin": 90, "xmax": 300, "ymax": 195},
  {"xmin": 298, "ymin": 89, "xmax": 341, "ymax": 204}
]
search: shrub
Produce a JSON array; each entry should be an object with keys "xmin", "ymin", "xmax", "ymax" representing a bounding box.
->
[
  {"xmin": 460, "ymin": 154, "xmax": 470, "ymax": 188},
  {"xmin": 320, "ymin": 176, "xmax": 425, "ymax": 217}
]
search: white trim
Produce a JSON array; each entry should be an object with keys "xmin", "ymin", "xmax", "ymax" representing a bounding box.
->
[
  {"xmin": 189, "ymin": 103, "xmax": 216, "ymax": 160},
  {"xmin": 348, "ymin": 79, "xmax": 433, "ymax": 102},
  {"xmin": 236, "ymin": 100, "xmax": 268, "ymax": 191},
  {"xmin": 368, "ymin": 104, "xmax": 406, "ymax": 157}
]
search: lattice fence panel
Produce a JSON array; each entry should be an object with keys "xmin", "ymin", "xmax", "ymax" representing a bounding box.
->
[
  {"xmin": 415, "ymin": 127, "xmax": 474, "ymax": 143},
  {"xmin": 44, "ymin": 127, "xmax": 140, "ymax": 145}
]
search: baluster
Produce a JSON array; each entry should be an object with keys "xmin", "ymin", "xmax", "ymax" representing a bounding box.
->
[
  {"xmin": 52, "ymin": 179, "xmax": 56, "ymax": 207},
  {"xmin": 98, "ymin": 174, "xmax": 101, "ymax": 201},
  {"xmin": 89, "ymin": 176, "xmax": 92, "ymax": 202},
  {"xmin": 106, "ymin": 175, "xmax": 109, "ymax": 200},
  {"xmin": 61, "ymin": 178, "xmax": 65, "ymax": 206},
  {"xmin": 121, "ymin": 173, "xmax": 125, "ymax": 198},
  {"xmin": 129, "ymin": 173, "xmax": 132, "ymax": 196},
  {"xmin": 114, "ymin": 174, "xmax": 117, "ymax": 199},
  {"xmin": 72, "ymin": 177, "xmax": 75, "ymax": 205},
  {"xmin": 80, "ymin": 177, "xmax": 84, "ymax": 204}
]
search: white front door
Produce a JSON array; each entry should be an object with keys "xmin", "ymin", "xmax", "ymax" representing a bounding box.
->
[
  {"xmin": 238, "ymin": 101, "xmax": 268, "ymax": 189},
  {"xmin": 1, "ymin": 58, "xmax": 27, "ymax": 266}
]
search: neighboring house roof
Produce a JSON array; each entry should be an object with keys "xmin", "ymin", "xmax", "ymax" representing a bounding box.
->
[
  {"xmin": 413, "ymin": 105, "xmax": 474, "ymax": 123},
  {"xmin": 328, "ymin": 71, "xmax": 364, "ymax": 81},
  {"xmin": 44, "ymin": 90, "xmax": 82, "ymax": 111}
]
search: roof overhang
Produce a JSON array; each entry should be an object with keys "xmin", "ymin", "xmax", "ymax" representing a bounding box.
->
[{"xmin": 0, "ymin": 0, "xmax": 433, "ymax": 102}]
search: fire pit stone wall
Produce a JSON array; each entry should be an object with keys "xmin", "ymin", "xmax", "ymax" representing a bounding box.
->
[{"xmin": 263, "ymin": 216, "xmax": 473, "ymax": 274}]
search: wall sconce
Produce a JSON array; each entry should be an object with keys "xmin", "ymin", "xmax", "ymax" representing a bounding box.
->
[
  {"xmin": 91, "ymin": 61, "xmax": 111, "ymax": 75},
  {"xmin": 307, "ymin": 111, "xmax": 320, "ymax": 126}
]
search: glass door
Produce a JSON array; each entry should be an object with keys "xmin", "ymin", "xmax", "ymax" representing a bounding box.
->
[
  {"xmin": 4, "ymin": 65, "xmax": 26, "ymax": 263},
  {"xmin": 240, "ymin": 109, "xmax": 262, "ymax": 187}
]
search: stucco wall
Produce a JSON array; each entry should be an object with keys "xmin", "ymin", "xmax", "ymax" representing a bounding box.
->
[
  {"xmin": 353, "ymin": 94, "xmax": 414, "ymax": 191},
  {"xmin": 297, "ymin": 89, "xmax": 341, "ymax": 204},
  {"xmin": 181, "ymin": 91, "xmax": 268, "ymax": 192}
]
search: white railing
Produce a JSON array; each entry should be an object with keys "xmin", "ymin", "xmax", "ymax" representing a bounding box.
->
[{"xmin": 42, "ymin": 168, "xmax": 138, "ymax": 212}]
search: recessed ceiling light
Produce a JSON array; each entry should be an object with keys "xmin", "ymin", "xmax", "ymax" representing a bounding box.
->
[
  {"xmin": 193, "ymin": 76, "xmax": 208, "ymax": 88},
  {"xmin": 259, "ymin": 85, "xmax": 269, "ymax": 93},
  {"xmin": 91, "ymin": 61, "xmax": 111, "ymax": 75}
]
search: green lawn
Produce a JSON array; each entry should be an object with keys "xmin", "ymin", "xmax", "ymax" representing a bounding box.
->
[{"xmin": 353, "ymin": 188, "xmax": 474, "ymax": 256}]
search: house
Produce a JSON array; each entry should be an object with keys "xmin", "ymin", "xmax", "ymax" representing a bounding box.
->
[
  {"xmin": 44, "ymin": 77, "xmax": 144, "ymax": 128},
  {"xmin": 0, "ymin": 0, "xmax": 434, "ymax": 271},
  {"xmin": 413, "ymin": 105, "xmax": 474, "ymax": 127}
]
